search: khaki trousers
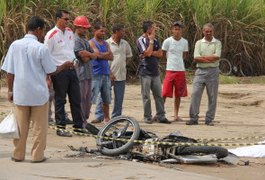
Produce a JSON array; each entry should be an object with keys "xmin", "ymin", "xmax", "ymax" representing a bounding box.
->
[{"xmin": 13, "ymin": 102, "xmax": 48, "ymax": 161}]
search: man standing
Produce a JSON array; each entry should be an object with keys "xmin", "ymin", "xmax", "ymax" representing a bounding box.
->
[
  {"xmin": 107, "ymin": 24, "xmax": 133, "ymax": 118},
  {"xmin": 89, "ymin": 21, "xmax": 113, "ymax": 123},
  {"xmin": 92, "ymin": 23, "xmax": 133, "ymax": 123},
  {"xmin": 162, "ymin": 21, "xmax": 189, "ymax": 121},
  {"xmin": 1, "ymin": 16, "xmax": 73, "ymax": 162},
  {"xmin": 44, "ymin": 10, "xmax": 84, "ymax": 136},
  {"xmin": 136, "ymin": 21, "xmax": 170, "ymax": 124},
  {"xmin": 186, "ymin": 23, "xmax": 222, "ymax": 126},
  {"xmin": 73, "ymin": 16, "xmax": 97, "ymax": 127}
]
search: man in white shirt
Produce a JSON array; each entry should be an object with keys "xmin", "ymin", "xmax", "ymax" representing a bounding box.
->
[
  {"xmin": 108, "ymin": 24, "xmax": 133, "ymax": 118},
  {"xmin": 92, "ymin": 24, "xmax": 133, "ymax": 123},
  {"xmin": 162, "ymin": 21, "xmax": 189, "ymax": 122},
  {"xmin": 44, "ymin": 10, "xmax": 84, "ymax": 137},
  {"xmin": 1, "ymin": 16, "xmax": 73, "ymax": 162}
]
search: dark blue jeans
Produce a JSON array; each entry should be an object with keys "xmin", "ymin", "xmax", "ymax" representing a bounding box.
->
[{"xmin": 51, "ymin": 69, "xmax": 83, "ymax": 129}]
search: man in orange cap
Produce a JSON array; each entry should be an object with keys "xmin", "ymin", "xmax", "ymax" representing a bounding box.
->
[{"xmin": 73, "ymin": 15, "xmax": 97, "ymax": 127}]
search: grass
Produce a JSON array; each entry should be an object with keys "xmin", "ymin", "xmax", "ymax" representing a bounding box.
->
[
  {"xmin": 126, "ymin": 73, "xmax": 265, "ymax": 85},
  {"xmin": 0, "ymin": 0, "xmax": 265, "ymax": 76}
]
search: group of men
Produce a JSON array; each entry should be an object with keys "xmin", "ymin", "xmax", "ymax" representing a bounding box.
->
[
  {"xmin": 45, "ymin": 10, "xmax": 133, "ymax": 139},
  {"xmin": 136, "ymin": 20, "xmax": 221, "ymax": 127},
  {"xmin": 1, "ymin": 9, "xmax": 221, "ymax": 163}
]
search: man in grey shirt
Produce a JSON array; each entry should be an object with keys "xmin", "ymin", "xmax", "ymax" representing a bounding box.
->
[{"xmin": 73, "ymin": 16, "xmax": 97, "ymax": 127}]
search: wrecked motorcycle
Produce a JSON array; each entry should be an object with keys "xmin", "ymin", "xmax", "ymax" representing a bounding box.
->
[{"xmin": 92, "ymin": 116, "xmax": 235, "ymax": 164}]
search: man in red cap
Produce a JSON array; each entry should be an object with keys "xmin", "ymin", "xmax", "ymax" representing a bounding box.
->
[{"xmin": 73, "ymin": 16, "xmax": 97, "ymax": 127}]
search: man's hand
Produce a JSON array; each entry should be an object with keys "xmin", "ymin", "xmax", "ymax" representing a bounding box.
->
[
  {"xmin": 110, "ymin": 73, "xmax": 116, "ymax": 81},
  {"xmin": 139, "ymin": 54, "xmax": 145, "ymax": 60},
  {"xmin": 148, "ymin": 28, "xmax": 156, "ymax": 41},
  {"xmin": 78, "ymin": 50, "xmax": 88, "ymax": 59},
  {"xmin": 63, "ymin": 61, "xmax": 74, "ymax": 69},
  {"xmin": 46, "ymin": 76, "xmax": 52, "ymax": 89}
]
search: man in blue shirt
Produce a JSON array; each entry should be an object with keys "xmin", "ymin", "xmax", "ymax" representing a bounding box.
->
[
  {"xmin": 89, "ymin": 21, "xmax": 113, "ymax": 123},
  {"xmin": 1, "ymin": 16, "xmax": 73, "ymax": 163},
  {"xmin": 136, "ymin": 21, "xmax": 170, "ymax": 124}
]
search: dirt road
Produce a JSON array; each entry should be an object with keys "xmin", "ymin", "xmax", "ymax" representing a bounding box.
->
[{"xmin": 1, "ymin": 84, "xmax": 265, "ymax": 180}]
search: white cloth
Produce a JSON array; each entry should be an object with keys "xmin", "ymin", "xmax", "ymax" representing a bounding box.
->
[
  {"xmin": 229, "ymin": 145, "xmax": 265, "ymax": 158},
  {"xmin": 44, "ymin": 26, "xmax": 75, "ymax": 66},
  {"xmin": 106, "ymin": 37, "xmax": 132, "ymax": 81},
  {"xmin": 162, "ymin": 37, "xmax": 188, "ymax": 71},
  {"xmin": 1, "ymin": 34, "xmax": 56, "ymax": 106}
]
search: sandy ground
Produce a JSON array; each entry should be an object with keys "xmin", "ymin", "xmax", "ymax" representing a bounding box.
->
[{"xmin": 1, "ymin": 83, "xmax": 265, "ymax": 180}]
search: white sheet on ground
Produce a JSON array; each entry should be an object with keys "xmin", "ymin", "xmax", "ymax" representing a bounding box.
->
[{"xmin": 228, "ymin": 140, "xmax": 265, "ymax": 158}]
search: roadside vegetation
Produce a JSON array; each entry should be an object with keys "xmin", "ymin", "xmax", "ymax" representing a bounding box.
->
[{"xmin": 0, "ymin": 0, "xmax": 265, "ymax": 78}]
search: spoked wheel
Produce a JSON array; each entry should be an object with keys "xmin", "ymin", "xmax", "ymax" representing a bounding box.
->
[
  {"xmin": 96, "ymin": 116, "xmax": 140, "ymax": 156},
  {"xmin": 219, "ymin": 58, "xmax": 232, "ymax": 76},
  {"xmin": 239, "ymin": 60, "xmax": 254, "ymax": 77}
]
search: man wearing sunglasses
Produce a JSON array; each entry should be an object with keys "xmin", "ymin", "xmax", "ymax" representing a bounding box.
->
[{"xmin": 44, "ymin": 10, "xmax": 85, "ymax": 137}]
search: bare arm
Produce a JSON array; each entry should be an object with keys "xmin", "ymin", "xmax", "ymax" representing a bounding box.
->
[
  {"xmin": 143, "ymin": 27, "xmax": 162, "ymax": 58},
  {"xmin": 89, "ymin": 41, "xmax": 113, "ymax": 61},
  {"xmin": 6, "ymin": 73, "xmax": 14, "ymax": 102},
  {"xmin": 142, "ymin": 28, "xmax": 155, "ymax": 57},
  {"xmin": 151, "ymin": 49, "xmax": 163, "ymax": 58},
  {"xmin": 194, "ymin": 55, "xmax": 219, "ymax": 63},
  {"xmin": 78, "ymin": 50, "xmax": 98, "ymax": 62},
  {"xmin": 183, "ymin": 51, "xmax": 189, "ymax": 60}
]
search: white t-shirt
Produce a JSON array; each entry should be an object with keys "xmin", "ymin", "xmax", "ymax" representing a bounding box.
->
[{"xmin": 162, "ymin": 37, "xmax": 188, "ymax": 71}]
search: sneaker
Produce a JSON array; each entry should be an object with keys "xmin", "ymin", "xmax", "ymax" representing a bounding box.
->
[
  {"xmin": 56, "ymin": 129, "xmax": 72, "ymax": 137},
  {"xmin": 186, "ymin": 120, "xmax": 198, "ymax": 125},
  {"xmin": 205, "ymin": 121, "xmax": 214, "ymax": 126},
  {"xmin": 144, "ymin": 118, "xmax": 153, "ymax": 124},
  {"xmin": 158, "ymin": 118, "xmax": 171, "ymax": 124}
]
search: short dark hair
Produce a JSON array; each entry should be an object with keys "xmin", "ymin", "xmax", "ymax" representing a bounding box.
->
[
  {"xmin": 112, "ymin": 23, "xmax": 124, "ymax": 33},
  {"xmin": 93, "ymin": 21, "xmax": 105, "ymax": 31},
  {"xmin": 142, "ymin": 21, "xmax": 153, "ymax": 33},
  {"xmin": 172, "ymin": 21, "xmax": 183, "ymax": 28},
  {"xmin": 55, "ymin": 9, "xmax": 70, "ymax": 18},
  {"xmin": 27, "ymin": 16, "xmax": 45, "ymax": 31}
]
